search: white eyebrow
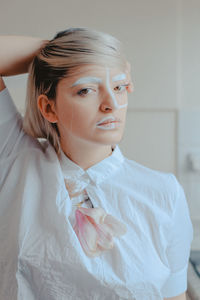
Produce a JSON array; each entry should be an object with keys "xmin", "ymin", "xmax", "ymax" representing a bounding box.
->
[
  {"xmin": 71, "ymin": 76, "xmax": 102, "ymax": 87},
  {"xmin": 112, "ymin": 73, "xmax": 126, "ymax": 82}
]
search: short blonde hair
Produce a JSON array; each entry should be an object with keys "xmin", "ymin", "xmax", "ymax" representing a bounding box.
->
[{"xmin": 23, "ymin": 27, "xmax": 127, "ymax": 156}]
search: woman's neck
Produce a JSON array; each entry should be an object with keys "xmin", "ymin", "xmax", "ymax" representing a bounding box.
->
[{"xmin": 60, "ymin": 140, "xmax": 113, "ymax": 170}]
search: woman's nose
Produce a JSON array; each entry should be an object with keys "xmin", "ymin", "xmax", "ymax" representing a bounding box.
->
[
  {"xmin": 100, "ymin": 103, "xmax": 112, "ymax": 112},
  {"xmin": 100, "ymin": 91, "xmax": 118, "ymax": 112}
]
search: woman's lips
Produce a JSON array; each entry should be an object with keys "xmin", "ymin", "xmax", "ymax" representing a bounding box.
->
[
  {"xmin": 100, "ymin": 121, "xmax": 119, "ymax": 125},
  {"xmin": 96, "ymin": 121, "xmax": 121, "ymax": 130},
  {"xmin": 96, "ymin": 116, "xmax": 121, "ymax": 125}
]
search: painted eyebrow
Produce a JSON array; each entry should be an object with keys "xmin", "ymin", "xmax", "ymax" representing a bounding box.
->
[
  {"xmin": 112, "ymin": 73, "xmax": 126, "ymax": 82},
  {"xmin": 71, "ymin": 76, "xmax": 102, "ymax": 87}
]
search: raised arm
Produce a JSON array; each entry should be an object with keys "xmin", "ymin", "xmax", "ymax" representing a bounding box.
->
[
  {"xmin": 0, "ymin": 35, "xmax": 47, "ymax": 91},
  {"xmin": 0, "ymin": 36, "xmax": 48, "ymax": 160},
  {"xmin": 0, "ymin": 77, "xmax": 6, "ymax": 91}
]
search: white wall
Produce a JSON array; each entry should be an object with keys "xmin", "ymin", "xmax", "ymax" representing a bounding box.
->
[
  {"xmin": 2, "ymin": 0, "xmax": 200, "ymax": 251},
  {"xmin": 181, "ymin": 0, "xmax": 200, "ymax": 109},
  {"xmin": 1, "ymin": 0, "xmax": 179, "ymax": 175},
  {"xmin": 177, "ymin": 0, "xmax": 200, "ymax": 222},
  {"xmin": 1, "ymin": 0, "xmax": 200, "ymax": 179}
]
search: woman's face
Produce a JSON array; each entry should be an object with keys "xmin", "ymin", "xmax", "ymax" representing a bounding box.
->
[{"xmin": 54, "ymin": 64, "xmax": 131, "ymax": 148}]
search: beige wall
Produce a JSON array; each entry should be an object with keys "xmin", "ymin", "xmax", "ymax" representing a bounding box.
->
[
  {"xmin": 1, "ymin": 0, "xmax": 199, "ymax": 176},
  {"xmin": 182, "ymin": 0, "xmax": 200, "ymax": 108}
]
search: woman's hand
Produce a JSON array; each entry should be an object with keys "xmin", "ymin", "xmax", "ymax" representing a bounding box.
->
[
  {"xmin": 0, "ymin": 76, "xmax": 6, "ymax": 92},
  {"xmin": 0, "ymin": 36, "xmax": 48, "ymax": 76},
  {"xmin": 164, "ymin": 292, "xmax": 187, "ymax": 300}
]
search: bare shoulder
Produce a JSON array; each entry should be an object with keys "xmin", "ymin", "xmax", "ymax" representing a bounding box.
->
[{"xmin": 0, "ymin": 76, "xmax": 6, "ymax": 92}]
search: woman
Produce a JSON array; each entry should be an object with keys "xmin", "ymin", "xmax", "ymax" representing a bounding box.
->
[{"xmin": 0, "ymin": 28, "xmax": 193, "ymax": 300}]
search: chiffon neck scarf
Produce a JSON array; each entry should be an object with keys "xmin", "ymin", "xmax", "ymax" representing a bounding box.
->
[{"xmin": 61, "ymin": 147, "xmax": 127, "ymax": 257}]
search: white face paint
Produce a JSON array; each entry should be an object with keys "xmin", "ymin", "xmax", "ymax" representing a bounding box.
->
[
  {"xmin": 106, "ymin": 68, "xmax": 128, "ymax": 109},
  {"xmin": 112, "ymin": 73, "xmax": 127, "ymax": 82},
  {"xmin": 71, "ymin": 69, "xmax": 128, "ymax": 111},
  {"xmin": 55, "ymin": 64, "xmax": 128, "ymax": 153},
  {"xmin": 96, "ymin": 121, "xmax": 121, "ymax": 130},
  {"xmin": 72, "ymin": 76, "xmax": 102, "ymax": 87}
]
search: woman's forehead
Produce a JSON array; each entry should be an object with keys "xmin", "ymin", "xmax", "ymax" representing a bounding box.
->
[{"xmin": 62, "ymin": 64, "xmax": 126, "ymax": 87}]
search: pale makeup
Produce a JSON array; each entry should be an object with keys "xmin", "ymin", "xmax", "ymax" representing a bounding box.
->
[
  {"xmin": 112, "ymin": 73, "xmax": 126, "ymax": 82},
  {"xmin": 72, "ymin": 77, "xmax": 102, "ymax": 87},
  {"xmin": 105, "ymin": 68, "xmax": 128, "ymax": 110},
  {"xmin": 71, "ymin": 68, "xmax": 128, "ymax": 114},
  {"xmin": 72, "ymin": 73, "xmax": 127, "ymax": 87},
  {"xmin": 96, "ymin": 122, "xmax": 121, "ymax": 130},
  {"xmin": 71, "ymin": 68, "xmax": 128, "ymax": 131},
  {"xmin": 53, "ymin": 64, "xmax": 128, "ymax": 169}
]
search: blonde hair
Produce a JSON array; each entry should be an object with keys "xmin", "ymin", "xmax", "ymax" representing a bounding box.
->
[{"xmin": 23, "ymin": 27, "xmax": 127, "ymax": 156}]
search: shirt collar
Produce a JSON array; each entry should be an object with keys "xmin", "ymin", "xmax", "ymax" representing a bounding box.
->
[{"xmin": 59, "ymin": 144, "xmax": 124, "ymax": 185}]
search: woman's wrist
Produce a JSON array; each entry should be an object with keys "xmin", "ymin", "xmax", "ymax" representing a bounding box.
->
[{"xmin": 0, "ymin": 77, "xmax": 6, "ymax": 92}]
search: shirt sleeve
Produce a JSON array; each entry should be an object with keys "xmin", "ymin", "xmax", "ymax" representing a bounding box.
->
[
  {"xmin": 0, "ymin": 88, "xmax": 24, "ymax": 160},
  {"xmin": 161, "ymin": 174, "xmax": 194, "ymax": 298}
]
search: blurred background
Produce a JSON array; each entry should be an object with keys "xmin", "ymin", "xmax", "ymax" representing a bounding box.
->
[{"xmin": 1, "ymin": 0, "xmax": 200, "ymax": 297}]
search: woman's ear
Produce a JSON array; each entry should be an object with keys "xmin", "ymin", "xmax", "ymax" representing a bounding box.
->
[{"xmin": 37, "ymin": 94, "xmax": 58, "ymax": 123}]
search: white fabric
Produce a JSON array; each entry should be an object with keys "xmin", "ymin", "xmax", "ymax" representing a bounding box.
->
[{"xmin": 0, "ymin": 88, "xmax": 193, "ymax": 300}]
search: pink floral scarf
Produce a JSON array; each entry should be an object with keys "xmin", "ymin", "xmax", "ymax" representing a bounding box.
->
[{"xmin": 65, "ymin": 178, "xmax": 127, "ymax": 257}]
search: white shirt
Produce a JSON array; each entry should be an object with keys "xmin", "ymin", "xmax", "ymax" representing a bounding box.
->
[{"xmin": 0, "ymin": 88, "xmax": 193, "ymax": 300}]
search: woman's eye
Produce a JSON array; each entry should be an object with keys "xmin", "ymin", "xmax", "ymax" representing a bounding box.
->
[
  {"xmin": 114, "ymin": 84, "xmax": 127, "ymax": 93},
  {"xmin": 77, "ymin": 88, "xmax": 93, "ymax": 96}
]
